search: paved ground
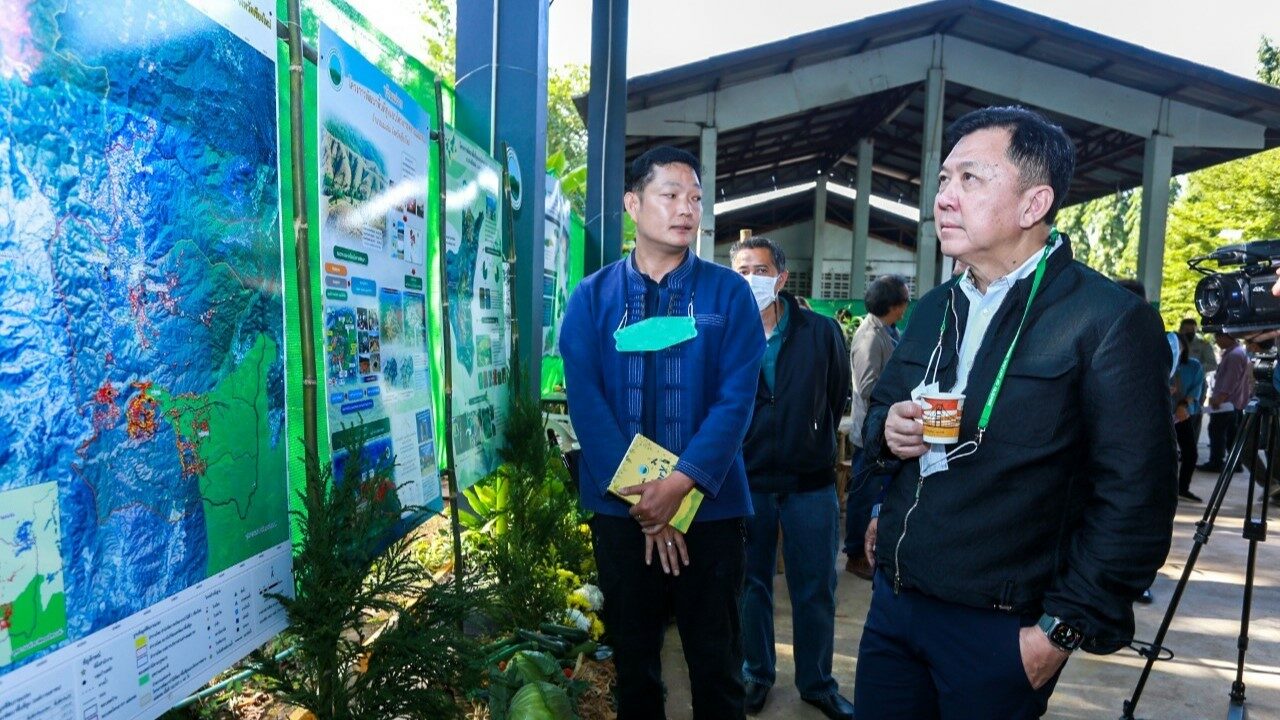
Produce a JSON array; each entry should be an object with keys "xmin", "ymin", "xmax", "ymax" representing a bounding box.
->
[{"xmin": 661, "ymin": 442, "xmax": 1280, "ymax": 718}]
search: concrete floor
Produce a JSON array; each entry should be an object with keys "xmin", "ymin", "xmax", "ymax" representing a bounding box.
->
[{"xmin": 660, "ymin": 446, "xmax": 1280, "ymax": 718}]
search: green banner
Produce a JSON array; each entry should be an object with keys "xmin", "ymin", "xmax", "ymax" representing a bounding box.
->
[
  {"xmin": 315, "ymin": 21, "xmax": 442, "ymax": 512},
  {"xmin": 443, "ymin": 129, "xmax": 512, "ymax": 489},
  {"xmin": 278, "ymin": 0, "xmax": 448, "ymax": 539}
]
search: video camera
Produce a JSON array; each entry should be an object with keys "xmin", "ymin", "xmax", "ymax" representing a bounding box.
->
[{"xmin": 1191, "ymin": 239, "xmax": 1280, "ymax": 335}]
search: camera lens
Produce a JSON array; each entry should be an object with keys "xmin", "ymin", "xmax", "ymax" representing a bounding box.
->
[{"xmin": 1195, "ymin": 276, "xmax": 1224, "ymax": 318}]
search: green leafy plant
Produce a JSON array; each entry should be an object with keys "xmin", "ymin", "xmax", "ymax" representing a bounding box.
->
[
  {"xmin": 485, "ymin": 649, "xmax": 581, "ymax": 720},
  {"xmin": 251, "ymin": 438, "xmax": 490, "ymax": 720},
  {"xmin": 461, "ymin": 391, "xmax": 595, "ymax": 632}
]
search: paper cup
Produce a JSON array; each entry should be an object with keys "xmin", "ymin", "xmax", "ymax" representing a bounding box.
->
[{"xmin": 920, "ymin": 392, "xmax": 964, "ymax": 444}]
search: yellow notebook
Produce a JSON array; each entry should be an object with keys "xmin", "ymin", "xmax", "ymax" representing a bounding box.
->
[{"xmin": 609, "ymin": 434, "xmax": 704, "ymax": 533}]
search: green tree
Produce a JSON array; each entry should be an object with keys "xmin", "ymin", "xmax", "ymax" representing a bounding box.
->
[
  {"xmin": 420, "ymin": 0, "xmax": 455, "ymax": 82},
  {"xmin": 1260, "ymin": 35, "xmax": 1280, "ymax": 87},
  {"xmin": 1056, "ymin": 189, "xmax": 1141, "ymax": 279},
  {"xmin": 546, "ymin": 64, "xmax": 590, "ymax": 214},
  {"xmin": 546, "ymin": 64, "xmax": 590, "ymax": 172}
]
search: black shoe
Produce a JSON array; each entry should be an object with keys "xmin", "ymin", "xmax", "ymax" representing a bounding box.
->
[
  {"xmin": 1196, "ymin": 463, "xmax": 1223, "ymax": 472},
  {"xmin": 1179, "ymin": 490, "xmax": 1203, "ymax": 502},
  {"xmin": 1137, "ymin": 588, "xmax": 1154, "ymax": 604},
  {"xmin": 802, "ymin": 692, "xmax": 855, "ymax": 720},
  {"xmin": 745, "ymin": 681, "xmax": 770, "ymax": 715}
]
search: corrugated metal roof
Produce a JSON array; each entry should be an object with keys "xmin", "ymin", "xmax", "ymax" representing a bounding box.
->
[{"xmin": 581, "ymin": 0, "xmax": 1280, "ymax": 217}]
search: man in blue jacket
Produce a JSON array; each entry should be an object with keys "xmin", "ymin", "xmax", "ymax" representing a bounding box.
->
[
  {"xmin": 560, "ymin": 146, "xmax": 765, "ymax": 719},
  {"xmin": 731, "ymin": 236, "xmax": 852, "ymax": 719},
  {"xmin": 855, "ymin": 107, "xmax": 1176, "ymax": 719}
]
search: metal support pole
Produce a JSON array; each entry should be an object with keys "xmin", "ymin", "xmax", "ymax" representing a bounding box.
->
[
  {"xmin": 811, "ymin": 176, "xmax": 829, "ymax": 298},
  {"xmin": 851, "ymin": 138, "xmax": 873, "ymax": 300},
  {"xmin": 585, "ymin": 0, "xmax": 628, "ymax": 273},
  {"xmin": 1137, "ymin": 131, "xmax": 1173, "ymax": 304},
  {"xmin": 917, "ymin": 42, "xmax": 945, "ymax": 294},
  {"xmin": 699, "ymin": 125, "xmax": 718, "ymax": 261}
]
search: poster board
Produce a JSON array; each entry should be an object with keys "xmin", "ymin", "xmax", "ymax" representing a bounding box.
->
[
  {"xmin": 542, "ymin": 174, "xmax": 573, "ymax": 358},
  {"xmin": 443, "ymin": 130, "xmax": 512, "ymax": 489},
  {"xmin": 315, "ymin": 22, "xmax": 442, "ymax": 513},
  {"xmin": 0, "ymin": 1, "xmax": 292, "ymax": 717}
]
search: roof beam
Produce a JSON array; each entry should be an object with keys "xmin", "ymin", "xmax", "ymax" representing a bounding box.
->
[
  {"xmin": 626, "ymin": 35, "xmax": 935, "ymax": 136},
  {"xmin": 942, "ymin": 37, "xmax": 1266, "ymax": 149}
]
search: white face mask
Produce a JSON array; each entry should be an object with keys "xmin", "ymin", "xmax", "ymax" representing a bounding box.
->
[{"xmin": 746, "ymin": 274, "xmax": 779, "ymax": 312}]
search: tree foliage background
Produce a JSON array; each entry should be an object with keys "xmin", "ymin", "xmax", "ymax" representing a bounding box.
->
[
  {"xmin": 418, "ymin": 1, "xmax": 589, "ymax": 213},
  {"xmin": 1060, "ymin": 36, "xmax": 1280, "ymax": 329}
]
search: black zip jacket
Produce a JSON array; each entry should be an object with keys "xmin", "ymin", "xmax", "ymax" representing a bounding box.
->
[
  {"xmin": 743, "ymin": 292, "xmax": 851, "ymax": 494},
  {"xmin": 863, "ymin": 239, "xmax": 1177, "ymax": 654}
]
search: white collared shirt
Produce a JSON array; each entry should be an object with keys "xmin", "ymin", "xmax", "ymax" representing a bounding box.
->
[{"xmin": 952, "ymin": 241, "xmax": 1059, "ymax": 395}]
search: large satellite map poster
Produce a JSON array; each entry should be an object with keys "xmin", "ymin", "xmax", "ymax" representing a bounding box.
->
[
  {"xmin": 316, "ymin": 23, "xmax": 442, "ymax": 515},
  {"xmin": 0, "ymin": 0, "xmax": 292, "ymax": 718},
  {"xmin": 444, "ymin": 130, "xmax": 511, "ymax": 490}
]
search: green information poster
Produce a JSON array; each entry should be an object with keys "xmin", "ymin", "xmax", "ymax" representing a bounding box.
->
[
  {"xmin": 542, "ymin": 174, "xmax": 573, "ymax": 356},
  {"xmin": 316, "ymin": 22, "xmax": 441, "ymax": 511},
  {"xmin": 444, "ymin": 130, "xmax": 512, "ymax": 489}
]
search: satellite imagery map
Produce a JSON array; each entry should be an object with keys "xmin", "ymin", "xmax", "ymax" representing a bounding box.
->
[{"xmin": 0, "ymin": 0, "xmax": 287, "ymax": 673}]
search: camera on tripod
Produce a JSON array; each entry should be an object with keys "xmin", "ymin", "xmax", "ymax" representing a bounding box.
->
[{"xmin": 1191, "ymin": 238, "xmax": 1280, "ymax": 335}]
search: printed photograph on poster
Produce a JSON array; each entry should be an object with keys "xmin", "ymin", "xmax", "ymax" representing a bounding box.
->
[
  {"xmin": 542, "ymin": 174, "xmax": 572, "ymax": 356},
  {"xmin": 444, "ymin": 130, "xmax": 512, "ymax": 489},
  {"xmin": 0, "ymin": 0, "xmax": 293, "ymax": 716},
  {"xmin": 317, "ymin": 22, "xmax": 441, "ymax": 512}
]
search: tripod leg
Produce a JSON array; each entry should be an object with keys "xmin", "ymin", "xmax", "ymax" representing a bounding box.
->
[
  {"xmin": 1121, "ymin": 408, "xmax": 1259, "ymax": 720},
  {"xmin": 1229, "ymin": 404, "xmax": 1273, "ymax": 713}
]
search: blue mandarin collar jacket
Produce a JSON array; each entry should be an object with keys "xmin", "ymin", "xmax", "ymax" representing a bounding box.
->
[{"xmin": 560, "ymin": 251, "xmax": 765, "ymax": 520}]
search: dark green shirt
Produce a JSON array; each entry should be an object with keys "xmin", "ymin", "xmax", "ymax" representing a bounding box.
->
[{"xmin": 761, "ymin": 300, "xmax": 790, "ymax": 393}]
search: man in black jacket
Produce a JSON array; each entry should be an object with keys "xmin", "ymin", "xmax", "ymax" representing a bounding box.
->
[
  {"xmin": 731, "ymin": 236, "xmax": 853, "ymax": 720},
  {"xmin": 854, "ymin": 106, "xmax": 1177, "ymax": 719}
]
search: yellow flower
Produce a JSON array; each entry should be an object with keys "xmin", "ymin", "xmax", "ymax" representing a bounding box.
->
[{"xmin": 589, "ymin": 616, "xmax": 605, "ymax": 640}]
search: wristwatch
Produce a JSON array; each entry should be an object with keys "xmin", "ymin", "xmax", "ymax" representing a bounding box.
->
[{"xmin": 1037, "ymin": 613, "xmax": 1083, "ymax": 653}]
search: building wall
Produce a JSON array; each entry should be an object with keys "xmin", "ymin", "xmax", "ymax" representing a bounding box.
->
[{"xmin": 715, "ymin": 220, "xmax": 917, "ymax": 298}]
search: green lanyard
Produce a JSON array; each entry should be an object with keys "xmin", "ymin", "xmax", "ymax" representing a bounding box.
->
[{"xmin": 938, "ymin": 230, "xmax": 1058, "ymax": 442}]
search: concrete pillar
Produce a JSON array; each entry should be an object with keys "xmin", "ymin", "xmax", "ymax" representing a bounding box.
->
[
  {"xmin": 698, "ymin": 125, "xmax": 717, "ymax": 261},
  {"xmin": 916, "ymin": 52, "xmax": 945, "ymax": 294},
  {"xmin": 851, "ymin": 138, "xmax": 873, "ymax": 300},
  {"xmin": 1137, "ymin": 132, "xmax": 1173, "ymax": 304},
  {"xmin": 810, "ymin": 176, "xmax": 829, "ymax": 297},
  {"xmin": 456, "ymin": 0, "xmax": 549, "ymax": 398},
  {"xmin": 584, "ymin": 0, "xmax": 628, "ymax": 274}
]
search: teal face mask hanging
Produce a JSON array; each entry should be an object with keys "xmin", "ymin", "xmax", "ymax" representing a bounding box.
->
[
  {"xmin": 614, "ymin": 310, "xmax": 698, "ymax": 352},
  {"xmin": 614, "ymin": 258, "xmax": 701, "ymax": 352}
]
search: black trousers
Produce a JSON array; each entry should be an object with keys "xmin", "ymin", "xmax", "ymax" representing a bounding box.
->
[
  {"xmin": 591, "ymin": 514, "xmax": 746, "ymax": 720},
  {"xmin": 1206, "ymin": 410, "xmax": 1241, "ymax": 468},
  {"xmin": 1175, "ymin": 414, "xmax": 1199, "ymax": 493}
]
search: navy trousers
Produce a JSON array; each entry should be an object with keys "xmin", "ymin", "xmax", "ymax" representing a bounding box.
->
[{"xmin": 854, "ymin": 572, "xmax": 1063, "ymax": 719}]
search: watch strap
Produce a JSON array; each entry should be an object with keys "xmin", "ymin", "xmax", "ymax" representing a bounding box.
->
[{"xmin": 1037, "ymin": 613, "xmax": 1083, "ymax": 652}]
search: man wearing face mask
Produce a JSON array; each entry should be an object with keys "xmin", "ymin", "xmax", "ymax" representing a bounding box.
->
[
  {"xmin": 730, "ymin": 237, "xmax": 853, "ymax": 719},
  {"xmin": 561, "ymin": 146, "xmax": 765, "ymax": 719}
]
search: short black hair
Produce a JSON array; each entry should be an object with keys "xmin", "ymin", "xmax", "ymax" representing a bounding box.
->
[
  {"xmin": 626, "ymin": 146, "xmax": 701, "ymax": 194},
  {"xmin": 943, "ymin": 106, "xmax": 1076, "ymax": 226},
  {"xmin": 1180, "ymin": 318, "xmax": 1198, "ymax": 328},
  {"xmin": 865, "ymin": 275, "xmax": 910, "ymax": 316},
  {"xmin": 728, "ymin": 236, "xmax": 787, "ymax": 273},
  {"xmin": 1114, "ymin": 278, "xmax": 1146, "ymax": 300}
]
